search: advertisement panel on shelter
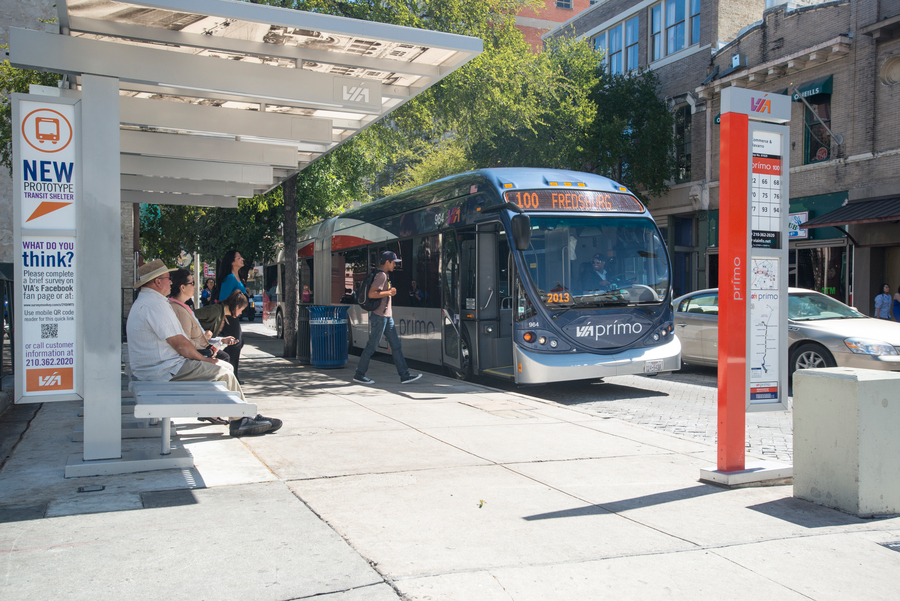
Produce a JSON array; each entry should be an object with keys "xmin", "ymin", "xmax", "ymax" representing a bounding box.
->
[{"xmin": 14, "ymin": 98, "xmax": 80, "ymax": 400}]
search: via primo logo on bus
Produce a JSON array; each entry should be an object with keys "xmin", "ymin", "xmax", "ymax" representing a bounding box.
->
[
  {"xmin": 750, "ymin": 97, "xmax": 771, "ymax": 114},
  {"xmin": 575, "ymin": 322, "xmax": 643, "ymax": 339}
]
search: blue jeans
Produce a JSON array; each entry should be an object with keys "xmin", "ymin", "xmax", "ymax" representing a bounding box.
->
[{"xmin": 355, "ymin": 314, "xmax": 409, "ymax": 379}]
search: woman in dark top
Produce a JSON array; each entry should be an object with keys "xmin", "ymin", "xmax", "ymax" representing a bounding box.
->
[{"xmin": 215, "ymin": 250, "xmax": 248, "ymax": 383}]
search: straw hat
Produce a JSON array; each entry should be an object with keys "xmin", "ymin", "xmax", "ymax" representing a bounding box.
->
[{"xmin": 133, "ymin": 259, "xmax": 176, "ymax": 289}]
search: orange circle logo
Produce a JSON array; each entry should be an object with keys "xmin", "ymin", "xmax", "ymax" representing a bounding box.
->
[{"xmin": 22, "ymin": 108, "xmax": 73, "ymax": 153}]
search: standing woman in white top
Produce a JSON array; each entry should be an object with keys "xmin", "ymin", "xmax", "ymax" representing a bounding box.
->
[{"xmin": 874, "ymin": 283, "xmax": 892, "ymax": 320}]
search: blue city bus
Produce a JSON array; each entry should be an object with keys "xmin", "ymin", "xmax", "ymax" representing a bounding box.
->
[{"xmin": 265, "ymin": 168, "xmax": 680, "ymax": 383}]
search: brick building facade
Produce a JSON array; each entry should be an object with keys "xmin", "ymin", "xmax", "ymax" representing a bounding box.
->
[
  {"xmin": 547, "ymin": 0, "xmax": 900, "ymax": 317},
  {"xmin": 517, "ymin": 0, "xmax": 598, "ymax": 51}
]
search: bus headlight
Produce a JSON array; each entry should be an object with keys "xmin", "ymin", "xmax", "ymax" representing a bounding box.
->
[
  {"xmin": 523, "ymin": 331, "xmax": 536, "ymax": 343},
  {"xmin": 550, "ymin": 339, "xmax": 558, "ymax": 348},
  {"xmin": 644, "ymin": 322, "xmax": 674, "ymax": 346},
  {"xmin": 538, "ymin": 336, "xmax": 547, "ymax": 345}
]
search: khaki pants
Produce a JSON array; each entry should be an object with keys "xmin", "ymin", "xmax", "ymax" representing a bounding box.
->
[{"xmin": 171, "ymin": 359, "xmax": 246, "ymax": 406}]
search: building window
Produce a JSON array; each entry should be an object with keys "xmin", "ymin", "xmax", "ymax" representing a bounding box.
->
[
  {"xmin": 674, "ymin": 105, "xmax": 692, "ymax": 183},
  {"xmin": 804, "ymin": 97, "xmax": 832, "ymax": 164},
  {"xmin": 690, "ymin": 0, "xmax": 701, "ymax": 45},
  {"xmin": 650, "ymin": 0, "xmax": 699, "ymax": 62},
  {"xmin": 592, "ymin": 31, "xmax": 607, "ymax": 71},
  {"xmin": 651, "ymin": 5, "xmax": 663, "ymax": 61},
  {"xmin": 557, "ymin": 0, "xmax": 572, "ymax": 8},
  {"xmin": 666, "ymin": 0, "xmax": 686, "ymax": 55},
  {"xmin": 625, "ymin": 16, "xmax": 639, "ymax": 71},
  {"xmin": 594, "ymin": 16, "xmax": 640, "ymax": 75},
  {"xmin": 609, "ymin": 25, "xmax": 623, "ymax": 75}
]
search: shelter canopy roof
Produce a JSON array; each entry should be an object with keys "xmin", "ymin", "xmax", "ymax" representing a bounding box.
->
[{"xmin": 9, "ymin": 0, "xmax": 481, "ymax": 206}]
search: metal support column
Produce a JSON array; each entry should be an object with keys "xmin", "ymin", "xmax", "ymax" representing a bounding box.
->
[{"xmin": 80, "ymin": 74, "xmax": 123, "ymax": 461}]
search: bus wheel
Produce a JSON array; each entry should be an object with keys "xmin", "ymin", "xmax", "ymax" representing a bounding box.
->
[
  {"xmin": 455, "ymin": 333, "xmax": 473, "ymax": 380},
  {"xmin": 276, "ymin": 310, "xmax": 284, "ymax": 339}
]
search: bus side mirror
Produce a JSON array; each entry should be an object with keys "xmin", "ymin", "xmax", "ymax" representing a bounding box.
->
[{"xmin": 511, "ymin": 214, "xmax": 531, "ymax": 251}]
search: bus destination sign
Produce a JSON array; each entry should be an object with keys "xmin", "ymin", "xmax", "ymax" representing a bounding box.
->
[{"xmin": 505, "ymin": 190, "xmax": 643, "ymax": 213}]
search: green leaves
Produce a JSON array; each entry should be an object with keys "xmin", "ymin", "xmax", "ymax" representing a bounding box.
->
[{"xmin": 588, "ymin": 70, "xmax": 676, "ymax": 202}]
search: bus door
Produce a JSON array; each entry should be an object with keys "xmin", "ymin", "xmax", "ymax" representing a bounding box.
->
[
  {"xmin": 475, "ymin": 224, "xmax": 513, "ymax": 378},
  {"xmin": 441, "ymin": 229, "xmax": 475, "ymax": 377}
]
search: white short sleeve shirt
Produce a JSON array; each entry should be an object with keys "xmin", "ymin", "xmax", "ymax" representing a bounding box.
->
[{"xmin": 125, "ymin": 287, "xmax": 188, "ymax": 381}]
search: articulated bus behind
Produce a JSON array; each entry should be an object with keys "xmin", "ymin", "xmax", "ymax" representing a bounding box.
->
[{"xmin": 264, "ymin": 168, "xmax": 680, "ymax": 384}]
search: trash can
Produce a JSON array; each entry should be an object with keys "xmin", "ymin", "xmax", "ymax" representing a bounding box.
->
[
  {"xmin": 309, "ymin": 305, "xmax": 349, "ymax": 368},
  {"xmin": 296, "ymin": 305, "xmax": 311, "ymax": 365}
]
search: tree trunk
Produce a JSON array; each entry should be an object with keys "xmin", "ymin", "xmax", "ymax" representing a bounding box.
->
[{"xmin": 283, "ymin": 174, "xmax": 299, "ymax": 358}]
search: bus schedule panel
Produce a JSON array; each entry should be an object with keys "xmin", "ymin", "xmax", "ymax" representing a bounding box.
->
[{"xmin": 505, "ymin": 190, "xmax": 644, "ymax": 213}]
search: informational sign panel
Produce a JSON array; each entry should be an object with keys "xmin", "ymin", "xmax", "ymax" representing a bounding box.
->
[
  {"xmin": 13, "ymin": 96, "xmax": 82, "ymax": 402},
  {"xmin": 746, "ymin": 121, "xmax": 790, "ymax": 411},
  {"xmin": 750, "ymin": 131, "xmax": 783, "ymax": 249}
]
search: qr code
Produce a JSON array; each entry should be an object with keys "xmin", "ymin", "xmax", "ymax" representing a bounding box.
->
[{"xmin": 41, "ymin": 323, "xmax": 58, "ymax": 339}]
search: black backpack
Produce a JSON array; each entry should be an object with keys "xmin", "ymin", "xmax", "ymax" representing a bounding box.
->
[{"xmin": 356, "ymin": 269, "xmax": 383, "ymax": 312}]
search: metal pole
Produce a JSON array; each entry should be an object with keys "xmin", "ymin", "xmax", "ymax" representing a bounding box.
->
[{"xmin": 194, "ymin": 252, "xmax": 201, "ymax": 307}]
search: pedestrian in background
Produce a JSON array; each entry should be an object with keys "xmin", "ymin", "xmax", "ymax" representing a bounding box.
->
[
  {"xmin": 893, "ymin": 285, "xmax": 900, "ymax": 322},
  {"xmin": 216, "ymin": 250, "xmax": 248, "ymax": 384},
  {"xmin": 874, "ymin": 283, "xmax": 892, "ymax": 319},
  {"xmin": 353, "ymin": 251, "xmax": 422, "ymax": 385}
]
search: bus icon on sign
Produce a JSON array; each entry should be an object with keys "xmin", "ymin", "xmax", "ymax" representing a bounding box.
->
[{"xmin": 35, "ymin": 117, "xmax": 60, "ymax": 143}]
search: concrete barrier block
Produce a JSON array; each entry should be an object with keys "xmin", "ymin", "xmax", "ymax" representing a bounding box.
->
[{"xmin": 793, "ymin": 367, "xmax": 900, "ymax": 517}]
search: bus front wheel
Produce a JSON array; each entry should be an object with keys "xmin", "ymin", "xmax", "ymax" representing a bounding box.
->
[
  {"xmin": 454, "ymin": 332, "xmax": 473, "ymax": 381},
  {"xmin": 276, "ymin": 310, "xmax": 284, "ymax": 339}
]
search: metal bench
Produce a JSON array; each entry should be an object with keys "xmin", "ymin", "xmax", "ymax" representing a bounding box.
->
[{"xmin": 130, "ymin": 381, "xmax": 257, "ymax": 455}]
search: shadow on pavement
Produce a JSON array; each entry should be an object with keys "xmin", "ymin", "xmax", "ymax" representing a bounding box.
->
[
  {"xmin": 523, "ymin": 484, "xmax": 725, "ymax": 521},
  {"xmin": 747, "ymin": 497, "xmax": 871, "ymax": 528}
]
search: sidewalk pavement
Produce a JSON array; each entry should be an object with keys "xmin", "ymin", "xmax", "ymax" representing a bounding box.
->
[{"xmin": 1, "ymin": 329, "xmax": 899, "ymax": 600}]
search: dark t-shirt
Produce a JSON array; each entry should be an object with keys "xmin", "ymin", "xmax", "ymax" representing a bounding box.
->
[{"xmin": 372, "ymin": 271, "xmax": 391, "ymax": 317}]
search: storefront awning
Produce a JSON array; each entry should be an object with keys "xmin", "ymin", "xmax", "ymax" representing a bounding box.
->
[
  {"xmin": 783, "ymin": 75, "xmax": 833, "ymax": 102},
  {"xmin": 803, "ymin": 197, "xmax": 900, "ymax": 228}
]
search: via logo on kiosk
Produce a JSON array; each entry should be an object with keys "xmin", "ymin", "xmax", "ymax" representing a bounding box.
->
[{"xmin": 750, "ymin": 97, "xmax": 772, "ymax": 114}]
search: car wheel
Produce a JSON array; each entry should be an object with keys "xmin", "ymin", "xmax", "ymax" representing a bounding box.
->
[
  {"xmin": 789, "ymin": 342, "xmax": 835, "ymax": 385},
  {"xmin": 276, "ymin": 310, "xmax": 284, "ymax": 339}
]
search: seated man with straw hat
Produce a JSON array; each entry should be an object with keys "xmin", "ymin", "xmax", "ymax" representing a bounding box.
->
[{"xmin": 125, "ymin": 259, "xmax": 278, "ymax": 437}]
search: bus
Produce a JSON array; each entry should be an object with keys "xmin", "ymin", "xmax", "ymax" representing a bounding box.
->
[{"xmin": 264, "ymin": 168, "xmax": 680, "ymax": 384}]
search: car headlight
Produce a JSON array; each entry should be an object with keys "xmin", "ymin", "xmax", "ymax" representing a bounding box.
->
[{"xmin": 844, "ymin": 338, "xmax": 899, "ymax": 356}]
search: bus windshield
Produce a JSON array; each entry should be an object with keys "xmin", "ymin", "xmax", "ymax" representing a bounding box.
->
[{"xmin": 518, "ymin": 216, "xmax": 669, "ymax": 309}]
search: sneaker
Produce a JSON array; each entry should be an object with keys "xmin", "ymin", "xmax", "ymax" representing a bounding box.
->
[
  {"xmin": 256, "ymin": 414, "xmax": 283, "ymax": 433},
  {"xmin": 400, "ymin": 374, "xmax": 423, "ymax": 384},
  {"xmin": 353, "ymin": 375, "xmax": 375, "ymax": 384},
  {"xmin": 229, "ymin": 416, "xmax": 271, "ymax": 437}
]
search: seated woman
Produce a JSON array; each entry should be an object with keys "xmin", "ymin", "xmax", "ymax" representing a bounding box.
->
[
  {"xmin": 195, "ymin": 290, "xmax": 248, "ymax": 369},
  {"xmin": 169, "ymin": 269, "xmax": 237, "ymax": 426}
]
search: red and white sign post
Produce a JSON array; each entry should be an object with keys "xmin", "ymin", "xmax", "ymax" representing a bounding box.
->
[{"xmin": 702, "ymin": 87, "xmax": 793, "ymax": 486}]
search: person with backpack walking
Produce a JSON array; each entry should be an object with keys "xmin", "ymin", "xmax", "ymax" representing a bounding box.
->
[{"xmin": 353, "ymin": 251, "xmax": 422, "ymax": 385}]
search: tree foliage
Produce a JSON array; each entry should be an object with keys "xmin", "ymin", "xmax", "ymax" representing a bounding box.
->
[{"xmin": 588, "ymin": 70, "xmax": 675, "ymax": 202}]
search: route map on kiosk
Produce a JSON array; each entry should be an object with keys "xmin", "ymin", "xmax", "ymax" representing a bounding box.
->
[{"xmin": 750, "ymin": 258, "xmax": 780, "ymax": 401}]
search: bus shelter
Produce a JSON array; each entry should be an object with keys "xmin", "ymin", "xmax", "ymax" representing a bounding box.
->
[{"xmin": 8, "ymin": 0, "xmax": 481, "ymax": 476}]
